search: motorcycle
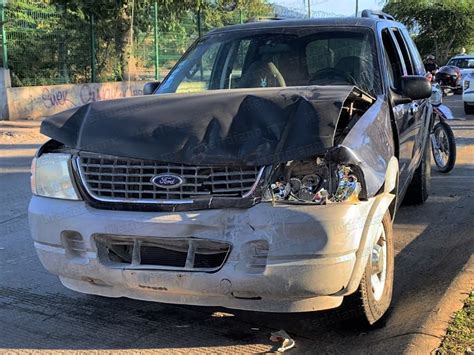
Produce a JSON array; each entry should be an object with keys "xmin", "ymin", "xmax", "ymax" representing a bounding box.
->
[
  {"xmin": 435, "ymin": 65, "xmax": 462, "ymax": 94},
  {"xmin": 429, "ymin": 79, "xmax": 457, "ymax": 173}
]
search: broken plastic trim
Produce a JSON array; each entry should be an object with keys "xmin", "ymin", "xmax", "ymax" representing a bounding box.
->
[{"xmin": 95, "ymin": 235, "xmax": 232, "ymax": 273}]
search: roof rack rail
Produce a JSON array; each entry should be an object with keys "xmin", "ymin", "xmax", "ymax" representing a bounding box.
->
[
  {"xmin": 361, "ymin": 9, "xmax": 395, "ymax": 21},
  {"xmin": 246, "ymin": 16, "xmax": 286, "ymax": 23}
]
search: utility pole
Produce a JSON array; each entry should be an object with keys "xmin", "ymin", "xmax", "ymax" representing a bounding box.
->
[
  {"xmin": 355, "ymin": 0, "xmax": 359, "ymax": 17},
  {"xmin": 197, "ymin": 0, "xmax": 202, "ymax": 38},
  {"xmin": 197, "ymin": 0, "xmax": 203, "ymax": 80},
  {"xmin": 153, "ymin": 1, "xmax": 159, "ymax": 80},
  {"xmin": 1, "ymin": 0, "xmax": 8, "ymax": 69},
  {"xmin": 307, "ymin": 0, "xmax": 311, "ymax": 19},
  {"xmin": 90, "ymin": 12, "xmax": 96, "ymax": 83}
]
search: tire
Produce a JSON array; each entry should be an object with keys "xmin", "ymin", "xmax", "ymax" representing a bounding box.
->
[
  {"xmin": 403, "ymin": 134, "xmax": 431, "ymax": 205},
  {"xmin": 465, "ymin": 102, "xmax": 474, "ymax": 115},
  {"xmin": 335, "ymin": 212, "xmax": 394, "ymax": 327},
  {"xmin": 431, "ymin": 121, "xmax": 456, "ymax": 173}
]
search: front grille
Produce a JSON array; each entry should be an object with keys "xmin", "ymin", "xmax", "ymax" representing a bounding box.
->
[
  {"xmin": 76, "ymin": 153, "xmax": 263, "ymax": 203},
  {"xmin": 95, "ymin": 235, "xmax": 231, "ymax": 272}
]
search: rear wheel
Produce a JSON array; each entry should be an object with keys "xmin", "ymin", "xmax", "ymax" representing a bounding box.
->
[
  {"xmin": 465, "ymin": 102, "xmax": 474, "ymax": 115},
  {"xmin": 403, "ymin": 134, "xmax": 431, "ymax": 205},
  {"xmin": 431, "ymin": 121, "xmax": 456, "ymax": 173},
  {"xmin": 336, "ymin": 212, "xmax": 394, "ymax": 327}
]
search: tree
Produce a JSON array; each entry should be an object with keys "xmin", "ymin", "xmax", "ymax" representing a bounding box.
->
[
  {"xmin": 6, "ymin": 0, "xmax": 271, "ymax": 84},
  {"xmin": 383, "ymin": 0, "xmax": 474, "ymax": 64},
  {"xmin": 55, "ymin": 0, "xmax": 271, "ymax": 81}
]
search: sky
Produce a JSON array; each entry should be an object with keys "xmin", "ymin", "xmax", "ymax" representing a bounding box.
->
[{"xmin": 270, "ymin": 0, "xmax": 383, "ymax": 17}]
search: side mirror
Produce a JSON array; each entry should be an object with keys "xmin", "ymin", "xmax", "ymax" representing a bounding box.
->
[
  {"xmin": 400, "ymin": 75, "xmax": 432, "ymax": 100},
  {"xmin": 143, "ymin": 81, "xmax": 161, "ymax": 95}
]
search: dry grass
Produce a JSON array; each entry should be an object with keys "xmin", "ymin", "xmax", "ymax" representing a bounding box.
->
[{"xmin": 438, "ymin": 293, "xmax": 474, "ymax": 354}]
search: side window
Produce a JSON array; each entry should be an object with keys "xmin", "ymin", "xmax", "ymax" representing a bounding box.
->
[
  {"xmin": 381, "ymin": 29, "xmax": 404, "ymax": 90},
  {"xmin": 176, "ymin": 43, "xmax": 220, "ymax": 93},
  {"xmin": 400, "ymin": 28, "xmax": 425, "ymax": 75},
  {"xmin": 392, "ymin": 28, "xmax": 414, "ymax": 75}
]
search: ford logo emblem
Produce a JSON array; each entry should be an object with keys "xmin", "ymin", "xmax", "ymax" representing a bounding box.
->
[{"xmin": 151, "ymin": 173, "xmax": 184, "ymax": 189}]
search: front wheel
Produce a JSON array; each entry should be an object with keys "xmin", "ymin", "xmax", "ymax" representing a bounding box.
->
[
  {"xmin": 337, "ymin": 212, "xmax": 394, "ymax": 327},
  {"xmin": 431, "ymin": 121, "xmax": 456, "ymax": 173}
]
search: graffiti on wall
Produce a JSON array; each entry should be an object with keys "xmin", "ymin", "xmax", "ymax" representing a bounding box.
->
[
  {"xmin": 42, "ymin": 88, "xmax": 74, "ymax": 109},
  {"xmin": 7, "ymin": 82, "xmax": 145, "ymax": 120},
  {"xmin": 79, "ymin": 85, "xmax": 143, "ymax": 105}
]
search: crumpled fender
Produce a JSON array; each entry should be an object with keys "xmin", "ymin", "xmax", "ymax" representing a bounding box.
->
[{"xmin": 326, "ymin": 96, "xmax": 395, "ymax": 198}]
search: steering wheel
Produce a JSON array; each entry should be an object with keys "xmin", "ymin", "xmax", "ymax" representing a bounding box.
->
[{"xmin": 309, "ymin": 68, "xmax": 354, "ymax": 85}]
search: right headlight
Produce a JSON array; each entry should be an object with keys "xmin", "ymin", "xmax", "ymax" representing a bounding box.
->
[
  {"xmin": 464, "ymin": 80, "xmax": 471, "ymax": 91},
  {"xmin": 262, "ymin": 159, "xmax": 362, "ymax": 205},
  {"xmin": 31, "ymin": 153, "xmax": 81, "ymax": 200}
]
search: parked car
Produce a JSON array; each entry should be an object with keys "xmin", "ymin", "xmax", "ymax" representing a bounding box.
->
[
  {"xmin": 463, "ymin": 72, "xmax": 474, "ymax": 114},
  {"xmin": 447, "ymin": 55, "xmax": 474, "ymax": 80},
  {"xmin": 29, "ymin": 11, "xmax": 433, "ymax": 326}
]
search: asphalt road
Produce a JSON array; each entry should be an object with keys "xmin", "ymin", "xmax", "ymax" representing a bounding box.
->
[{"xmin": 0, "ymin": 96, "xmax": 473, "ymax": 353}]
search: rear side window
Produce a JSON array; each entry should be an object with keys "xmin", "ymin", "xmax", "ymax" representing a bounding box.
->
[
  {"xmin": 400, "ymin": 28, "xmax": 425, "ymax": 75},
  {"xmin": 381, "ymin": 29, "xmax": 404, "ymax": 90},
  {"xmin": 391, "ymin": 28, "xmax": 414, "ymax": 75}
]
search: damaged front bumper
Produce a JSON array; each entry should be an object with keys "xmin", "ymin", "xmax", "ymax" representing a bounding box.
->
[{"xmin": 29, "ymin": 187, "xmax": 394, "ymax": 313}]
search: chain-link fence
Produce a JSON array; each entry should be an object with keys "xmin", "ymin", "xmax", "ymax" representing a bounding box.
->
[{"xmin": 0, "ymin": 0, "xmax": 345, "ymax": 87}]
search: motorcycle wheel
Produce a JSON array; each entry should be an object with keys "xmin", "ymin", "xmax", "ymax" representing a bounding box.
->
[{"xmin": 431, "ymin": 121, "xmax": 456, "ymax": 173}]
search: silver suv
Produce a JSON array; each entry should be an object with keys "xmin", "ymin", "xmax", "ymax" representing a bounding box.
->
[{"xmin": 30, "ymin": 11, "xmax": 432, "ymax": 326}]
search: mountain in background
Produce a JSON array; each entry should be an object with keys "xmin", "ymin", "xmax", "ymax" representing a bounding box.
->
[{"xmin": 271, "ymin": 3, "xmax": 344, "ymax": 18}]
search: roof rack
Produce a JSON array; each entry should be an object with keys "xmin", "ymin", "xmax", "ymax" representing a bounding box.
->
[
  {"xmin": 247, "ymin": 16, "xmax": 286, "ymax": 23},
  {"xmin": 361, "ymin": 9, "xmax": 395, "ymax": 21}
]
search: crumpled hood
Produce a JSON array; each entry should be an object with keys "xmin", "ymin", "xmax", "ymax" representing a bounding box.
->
[{"xmin": 41, "ymin": 86, "xmax": 354, "ymax": 166}]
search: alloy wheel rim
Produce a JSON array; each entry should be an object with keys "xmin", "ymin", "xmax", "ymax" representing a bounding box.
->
[{"xmin": 371, "ymin": 224, "xmax": 387, "ymax": 302}]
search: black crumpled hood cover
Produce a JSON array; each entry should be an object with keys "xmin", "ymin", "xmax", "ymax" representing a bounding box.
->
[{"xmin": 41, "ymin": 86, "xmax": 354, "ymax": 166}]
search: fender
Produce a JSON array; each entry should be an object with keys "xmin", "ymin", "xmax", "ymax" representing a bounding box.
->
[
  {"xmin": 334, "ymin": 157, "xmax": 398, "ymax": 296},
  {"xmin": 433, "ymin": 104, "xmax": 454, "ymax": 120}
]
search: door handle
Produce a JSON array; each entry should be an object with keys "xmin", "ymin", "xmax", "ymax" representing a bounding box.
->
[{"xmin": 409, "ymin": 102, "xmax": 419, "ymax": 114}]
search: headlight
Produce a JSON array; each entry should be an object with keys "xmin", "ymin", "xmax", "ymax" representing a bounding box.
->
[
  {"xmin": 31, "ymin": 153, "xmax": 81, "ymax": 200},
  {"xmin": 464, "ymin": 80, "xmax": 471, "ymax": 91},
  {"xmin": 263, "ymin": 159, "xmax": 362, "ymax": 205}
]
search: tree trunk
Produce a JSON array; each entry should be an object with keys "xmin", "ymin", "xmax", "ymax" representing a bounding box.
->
[{"xmin": 115, "ymin": 4, "xmax": 137, "ymax": 81}]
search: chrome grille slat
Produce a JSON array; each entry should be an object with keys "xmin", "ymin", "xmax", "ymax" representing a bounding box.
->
[
  {"xmin": 91, "ymin": 188, "xmax": 212, "ymax": 195},
  {"xmin": 85, "ymin": 180, "xmax": 202, "ymax": 187},
  {"xmin": 77, "ymin": 153, "xmax": 263, "ymax": 204},
  {"xmin": 203, "ymin": 179, "xmax": 257, "ymax": 185}
]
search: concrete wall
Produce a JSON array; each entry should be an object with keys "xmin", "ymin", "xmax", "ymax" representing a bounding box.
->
[{"xmin": 1, "ymin": 78, "xmax": 145, "ymax": 120}]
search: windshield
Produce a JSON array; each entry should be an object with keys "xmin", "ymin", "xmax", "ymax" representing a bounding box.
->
[
  {"xmin": 448, "ymin": 57, "xmax": 474, "ymax": 69},
  {"xmin": 157, "ymin": 27, "xmax": 381, "ymax": 95}
]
